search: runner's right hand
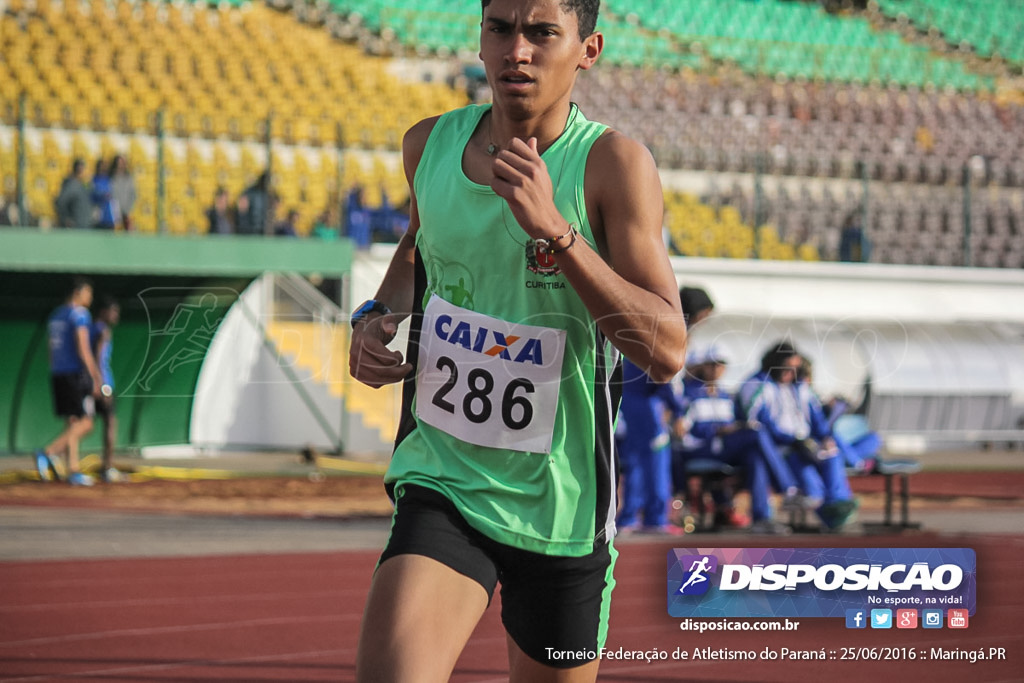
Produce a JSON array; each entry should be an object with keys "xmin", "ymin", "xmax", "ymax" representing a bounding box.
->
[{"xmin": 349, "ymin": 314, "xmax": 412, "ymax": 388}]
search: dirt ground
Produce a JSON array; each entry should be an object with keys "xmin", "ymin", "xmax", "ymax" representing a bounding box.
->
[
  {"xmin": 0, "ymin": 474, "xmax": 395, "ymax": 518},
  {"xmin": 3, "ymin": 468, "xmax": 1024, "ymax": 521}
]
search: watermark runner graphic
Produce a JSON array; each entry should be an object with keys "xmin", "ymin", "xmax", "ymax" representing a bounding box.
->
[
  {"xmin": 124, "ymin": 288, "xmax": 238, "ymax": 397},
  {"xmin": 668, "ymin": 548, "xmax": 976, "ymax": 618}
]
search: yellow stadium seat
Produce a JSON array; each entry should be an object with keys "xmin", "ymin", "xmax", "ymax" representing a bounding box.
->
[{"xmin": 2, "ymin": 0, "xmax": 475, "ymax": 234}]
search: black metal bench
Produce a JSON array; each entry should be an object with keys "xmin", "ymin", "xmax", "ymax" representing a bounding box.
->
[
  {"xmin": 679, "ymin": 452, "xmax": 923, "ymax": 532},
  {"xmin": 680, "ymin": 457, "xmax": 741, "ymax": 530},
  {"xmin": 847, "ymin": 459, "xmax": 923, "ymax": 529}
]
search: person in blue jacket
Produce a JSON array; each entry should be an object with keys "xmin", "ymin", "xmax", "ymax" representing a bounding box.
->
[
  {"xmin": 677, "ymin": 346, "xmax": 802, "ymax": 534},
  {"xmin": 617, "ymin": 356, "xmax": 686, "ymax": 534},
  {"xmin": 90, "ymin": 158, "xmax": 118, "ymax": 230},
  {"xmin": 35, "ymin": 278, "xmax": 103, "ymax": 486},
  {"xmin": 737, "ymin": 341, "xmax": 858, "ymax": 531},
  {"xmin": 797, "ymin": 357, "xmax": 881, "ymax": 473}
]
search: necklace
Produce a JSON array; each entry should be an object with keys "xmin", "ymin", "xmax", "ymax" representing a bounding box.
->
[
  {"xmin": 486, "ymin": 104, "xmax": 579, "ymax": 157},
  {"xmin": 486, "ymin": 112, "xmax": 499, "ymax": 155},
  {"xmin": 497, "ymin": 103, "xmax": 580, "ymax": 248}
]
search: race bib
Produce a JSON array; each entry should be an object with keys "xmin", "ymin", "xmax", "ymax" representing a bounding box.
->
[{"xmin": 415, "ymin": 295, "xmax": 566, "ymax": 454}]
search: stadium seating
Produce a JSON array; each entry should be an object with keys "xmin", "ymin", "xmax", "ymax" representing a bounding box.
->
[
  {"xmin": 704, "ymin": 175, "xmax": 1024, "ymax": 267},
  {"xmin": 663, "ymin": 189, "xmax": 818, "ymax": 261},
  {"xmin": 876, "ymin": 0, "xmax": 1024, "ymax": 65},
  {"xmin": 1, "ymin": 0, "xmax": 1021, "ymax": 268},
  {"xmin": 0, "ymin": 0, "xmax": 464, "ymax": 232},
  {"xmin": 603, "ymin": 0, "xmax": 993, "ymax": 91},
  {"xmin": 324, "ymin": 0, "xmax": 703, "ymax": 68},
  {"xmin": 265, "ymin": 319, "xmax": 400, "ymax": 443},
  {"xmin": 326, "ymin": 0, "xmax": 995, "ymax": 90}
]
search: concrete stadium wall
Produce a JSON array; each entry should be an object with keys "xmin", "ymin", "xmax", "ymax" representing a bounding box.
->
[{"xmin": 190, "ymin": 275, "xmax": 342, "ymax": 452}]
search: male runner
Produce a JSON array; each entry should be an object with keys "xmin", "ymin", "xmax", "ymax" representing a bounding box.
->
[
  {"xmin": 349, "ymin": 1, "xmax": 687, "ymax": 680},
  {"xmin": 35, "ymin": 278, "xmax": 103, "ymax": 486}
]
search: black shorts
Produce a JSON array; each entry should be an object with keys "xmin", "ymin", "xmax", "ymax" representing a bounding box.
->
[
  {"xmin": 379, "ymin": 485, "xmax": 617, "ymax": 668},
  {"xmin": 51, "ymin": 372, "xmax": 95, "ymax": 419}
]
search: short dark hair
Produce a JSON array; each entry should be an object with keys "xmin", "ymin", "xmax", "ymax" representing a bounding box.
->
[
  {"xmin": 70, "ymin": 276, "xmax": 92, "ymax": 296},
  {"xmin": 70, "ymin": 274, "xmax": 92, "ymax": 290},
  {"xmin": 679, "ymin": 286, "xmax": 713, "ymax": 323},
  {"xmin": 481, "ymin": 0, "xmax": 599, "ymax": 40}
]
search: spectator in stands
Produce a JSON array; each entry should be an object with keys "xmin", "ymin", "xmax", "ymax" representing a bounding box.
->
[
  {"xmin": 677, "ymin": 346, "xmax": 799, "ymax": 534},
  {"xmin": 206, "ymin": 186, "xmax": 234, "ymax": 235},
  {"xmin": 838, "ymin": 211, "xmax": 871, "ymax": 263},
  {"xmin": 90, "ymin": 297, "xmax": 122, "ymax": 482},
  {"xmin": 34, "ymin": 278, "xmax": 102, "ymax": 486},
  {"xmin": 90, "ymin": 158, "xmax": 118, "ymax": 230},
  {"xmin": 234, "ymin": 193, "xmax": 249, "ymax": 231},
  {"xmin": 736, "ymin": 341, "xmax": 859, "ymax": 531},
  {"xmin": 274, "ymin": 208, "xmax": 300, "ymax": 237},
  {"xmin": 110, "ymin": 155, "xmax": 137, "ymax": 231},
  {"xmin": 54, "ymin": 159, "xmax": 92, "ymax": 230},
  {"xmin": 374, "ymin": 190, "xmax": 411, "ymax": 244},
  {"xmin": 344, "ymin": 184, "xmax": 371, "ymax": 247},
  {"xmin": 0, "ymin": 194, "xmax": 21, "ymax": 226},
  {"xmin": 312, "ymin": 209, "xmax": 339, "ymax": 241},
  {"xmin": 237, "ymin": 171, "xmax": 270, "ymax": 235}
]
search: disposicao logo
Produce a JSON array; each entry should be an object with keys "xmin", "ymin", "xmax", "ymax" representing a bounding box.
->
[
  {"xmin": 676, "ymin": 555, "xmax": 718, "ymax": 596},
  {"xmin": 667, "ymin": 548, "xmax": 976, "ymax": 619}
]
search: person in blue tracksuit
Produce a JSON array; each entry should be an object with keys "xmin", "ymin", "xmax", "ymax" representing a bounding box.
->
[
  {"xmin": 617, "ymin": 357, "xmax": 686, "ymax": 534},
  {"xmin": 737, "ymin": 342, "xmax": 858, "ymax": 531},
  {"xmin": 677, "ymin": 347, "xmax": 801, "ymax": 534},
  {"xmin": 797, "ymin": 357, "xmax": 881, "ymax": 472}
]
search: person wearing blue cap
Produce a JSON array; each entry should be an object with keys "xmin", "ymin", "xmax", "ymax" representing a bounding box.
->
[{"xmin": 677, "ymin": 346, "xmax": 800, "ymax": 533}]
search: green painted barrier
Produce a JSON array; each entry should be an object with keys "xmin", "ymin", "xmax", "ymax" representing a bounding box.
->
[{"xmin": 0, "ymin": 229, "xmax": 353, "ymax": 455}]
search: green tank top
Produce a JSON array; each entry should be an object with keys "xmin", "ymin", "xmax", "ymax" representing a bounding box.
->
[{"xmin": 386, "ymin": 103, "xmax": 621, "ymax": 557}]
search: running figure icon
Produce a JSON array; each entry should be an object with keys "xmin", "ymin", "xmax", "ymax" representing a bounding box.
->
[{"xmin": 678, "ymin": 556, "xmax": 713, "ymax": 594}]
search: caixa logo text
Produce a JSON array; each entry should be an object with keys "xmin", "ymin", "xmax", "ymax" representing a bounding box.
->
[
  {"xmin": 718, "ymin": 562, "xmax": 964, "ymax": 592},
  {"xmin": 434, "ymin": 314, "xmax": 545, "ymax": 365}
]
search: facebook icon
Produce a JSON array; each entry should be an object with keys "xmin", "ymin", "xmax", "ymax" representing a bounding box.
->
[{"xmin": 846, "ymin": 609, "xmax": 867, "ymax": 629}]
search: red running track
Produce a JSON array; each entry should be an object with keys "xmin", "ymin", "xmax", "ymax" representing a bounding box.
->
[{"xmin": 1, "ymin": 533, "xmax": 1021, "ymax": 682}]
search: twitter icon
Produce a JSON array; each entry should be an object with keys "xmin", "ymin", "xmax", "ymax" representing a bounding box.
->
[{"xmin": 870, "ymin": 609, "xmax": 892, "ymax": 629}]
